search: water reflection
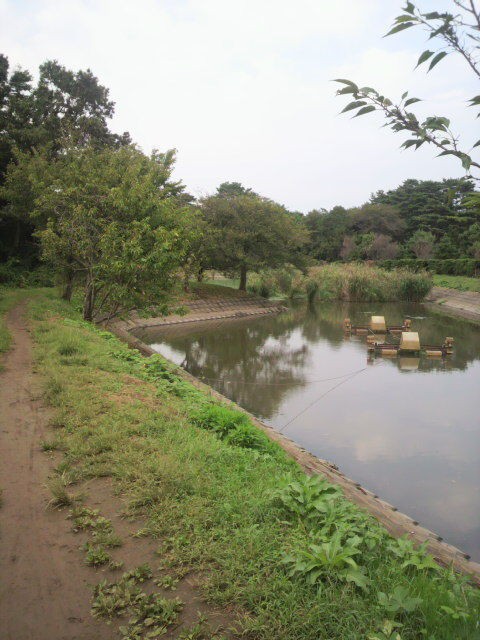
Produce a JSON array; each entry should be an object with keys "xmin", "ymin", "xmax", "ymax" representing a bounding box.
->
[{"xmin": 134, "ymin": 302, "xmax": 480, "ymax": 560}]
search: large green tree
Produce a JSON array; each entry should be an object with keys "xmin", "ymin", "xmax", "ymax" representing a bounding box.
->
[
  {"xmin": 0, "ymin": 54, "xmax": 130, "ymax": 263},
  {"xmin": 371, "ymin": 178, "xmax": 478, "ymax": 249},
  {"xmin": 4, "ymin": 144, "xmax": 188, "ymax": 320},
  {"xmin": 201, "ymin": 189, "xmax": 308, "ymax": 290}
]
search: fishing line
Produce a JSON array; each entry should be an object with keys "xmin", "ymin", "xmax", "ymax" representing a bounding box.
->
[
  {"xmin": 279, "ymin": 359, "xmax": 385, "ymax": 433},
  {"xmin": 197, "ymin": 367, "xmax": 368, "ymax": 387}
]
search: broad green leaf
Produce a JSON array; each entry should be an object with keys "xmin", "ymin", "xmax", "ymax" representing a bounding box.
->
[
  {"xmin": 403, "ymin": 1, "xmax": 415, "ymax": 14},
  {"xmin": 395, "ymin": 14, "xmax": 416, "ymax": 23},
  {"xmin": 333, "ymin": 79, "xmax": 358, "ymax": 88},
  {"xmin": 415, "ymin": 50, "xmax": 434, "ymax": 67},
  {"xmin": 461, "ymin": 154, "xmax": 472, "ymax": 170},
  {"xmin": 401, "ymin": 91, "xmax": 408, "ymax": 99},
  {"xmin": 384, "ymin": 22, "xmax": 415, "ymax": 36},
  {"xmin": 473, "ymin": 140, "xmax": 480, "ymax": 149},
  {"xmin": 423, "ymin": 11, "xmax": 442, "ymax": 19},
  {"xmin": 337, "ymin": 86, "xmax": 357, "ymax": 95},
  {"xmin": 428, "ymin": 51, "xmax": 448, "ymax": 71},
  {"xmin": 405, "ymin": 97, "xmax": 421, "ymax": 106},
  {"xmin": 353, "ymin": 105, "xmax": 376, "ymax": 117},
  {"xmin": 401, "ymin": 139, "xmax": 418, "ymax": 149},
  {"xmin": 340, "ymin": 100, "xmax": 366, "ymax": 113}
]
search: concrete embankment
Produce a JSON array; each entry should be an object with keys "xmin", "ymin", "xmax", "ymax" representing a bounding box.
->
[
  {"xmin": 120, "ymin": 292, "xmax": 285, "ymax": 332},
  {"xmin": 427, "ymin": 286, "xmax": 480, "ymax": 323}
]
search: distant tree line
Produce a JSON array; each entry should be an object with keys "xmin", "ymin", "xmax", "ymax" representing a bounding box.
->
[{"xmin": 305, "ymin": 178, "xmax": 480, "ymax": 262}]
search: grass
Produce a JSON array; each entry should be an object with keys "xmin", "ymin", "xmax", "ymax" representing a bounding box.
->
[
  {"xmin": 306, "ymin": 263, "xmax": 432, "ymax": 303},
  {"xmin": 433, "ymin": 274, "xmax": 480, "ymax": 293},
  {"xmin": 22, "ymin": 289, "xmax": 480, "ymax": 639}
]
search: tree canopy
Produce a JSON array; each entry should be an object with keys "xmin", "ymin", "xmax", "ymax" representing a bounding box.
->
[{"xmin": 201, "ymin": 190, "xmax": 308, "ymax": 290}]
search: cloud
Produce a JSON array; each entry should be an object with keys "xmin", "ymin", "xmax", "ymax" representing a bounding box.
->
[{"xmin": 1, "ymin": 0, "xmax": 477, "ymax": 210}]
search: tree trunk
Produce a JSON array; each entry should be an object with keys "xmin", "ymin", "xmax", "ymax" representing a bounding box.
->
[
  {"xmin": 61, "ymin": 269, "xmax": 75, "ymax": 301},
  {"xmin": 196, "ymin": 267, "xmax": 204, "ymax": 282},
  {"xmin": 239, "ymin": 265, "xmax": 247, "ymax": 291},
  {"xmin": 83, "ymin": 276, "xmax": 96, "ymax": 321}
]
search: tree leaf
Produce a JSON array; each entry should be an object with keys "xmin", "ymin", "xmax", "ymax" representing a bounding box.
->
[
  {"xmin": 340, "ymin": 100, "xmax": 367, "ymax": 113},
  {"xmin": 405, "ymin": 97, "xmax": 421, "ymax": 106},
  {"xmin": 401, "ymin": 139, "xmax": 418, "ymax": 149},
  {"xmin": 395, "ymin": 14, "xmax": 416, "ymax": 23},
  {"xmin": 403, "ymin": 1, "xmax": 415, "ymax": 14},
  {"xmin": 337, "ymin": 86, "xmax": 357, "ymax": 95},
  {"xmin": 353, "ymin": 105, "xmax": 376, "ymax": 117},
  {"xmin": 415, "ymin": 50, "xmax": 434, "ymax": 68},
  {"xmin": 384, "ymin": 22, "xmax": 415, "ymax": 37},
  {"xmin": 428, "ymin": 51, "xmax": 448, "ymax": 71},
  {"xmin": 333, "ymin": 79, "xmax": 358, "ymax": 88},
  {"xmin": 473, "ymin": 140, "xmax": 480, "ymax": 149},
  {"xmin": 401, "ymin": 91, "xmax": 409, "ymax": 100},
  {"xmin": 461, "ymin": 154, "xmax": 472, "ymax": 170}
]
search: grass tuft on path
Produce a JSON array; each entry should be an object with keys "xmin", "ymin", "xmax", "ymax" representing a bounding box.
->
[{"xmin": 26, "ymin": 289, "xmax": 480, "ymax": 640}]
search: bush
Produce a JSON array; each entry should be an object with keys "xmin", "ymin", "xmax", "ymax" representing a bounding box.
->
[
  {"xmin": 0, "ymin": 260, "xmax": 55, "ymax": 287},
  {"xmin": 192, "ymin": 404, "xmax": 278, "ymax": 455},
  {"xmin": 247, "ymin": 265, "xmax": 305, "ymax": 299}
]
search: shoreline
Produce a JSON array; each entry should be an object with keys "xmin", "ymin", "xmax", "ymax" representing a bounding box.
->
[
  {"xmin": 427, "ymin": 286, "xmax": 480, "ymax": 324},
  {"xmin": 108, "ymin": 309, "xmax": 480, "ymax": 584}
]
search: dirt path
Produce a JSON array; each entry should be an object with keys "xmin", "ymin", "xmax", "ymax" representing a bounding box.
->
[
  {"xmin": 0, "ymin": 304, "xmax": 117, "ymax": 640},
  {"xmin": 427, "ymin": 286, "xmax": 480, "ymax": 323}
]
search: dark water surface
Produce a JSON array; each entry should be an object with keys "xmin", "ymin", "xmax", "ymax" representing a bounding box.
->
[{"xmin": 134, "ymin": 302, "xmax": 480, "ymax": 560}]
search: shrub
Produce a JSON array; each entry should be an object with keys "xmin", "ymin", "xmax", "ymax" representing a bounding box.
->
[
  {"xmin": 247, "ymin": 265, "xmax": 305, "ymax": 299},
  {"xmin": 192, "ymin": 404, "xmax": 278, "ymax": 455}
]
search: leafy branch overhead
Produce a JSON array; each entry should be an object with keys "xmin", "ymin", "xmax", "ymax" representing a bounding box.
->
[{"xmin": 334, "ymin": 1, "xmax": 480, "ymax": 178}]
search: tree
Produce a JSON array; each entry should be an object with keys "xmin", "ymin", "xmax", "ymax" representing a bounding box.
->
[
  {"xmin": 369, "ymin": 233, "xmax": 400, "ymax": 259},
  {"xmin": 334, "ymin": 2, "xmax": 480, "ymax": 179},
  {"xmin": 371, "ymin": 178, "xmax": 478, "ymax": 245},
  {"xmin": 408, "ymin": 230, "xmax": 436, "ymax": 258},
  {"xmin": 215, "ymin": 181, "xmax": 257, "ymax": 198},
  {"xmin": 0, "ymin": 54, "xmax": 130, "ymax": 263},
  {"xmin": 348, "ymin": 203, "xmax": 406, "ymax": 240},
  {"xmin": 201, "ymin": 191, "xmax": 308, "ymax": 290},
  {"xmin": 5, "ymin": 144, "xmax": 188, "ymax": 320},
  {"xmin": 305, "ymin": 206, "xmax": 349, "ymax": 261}
]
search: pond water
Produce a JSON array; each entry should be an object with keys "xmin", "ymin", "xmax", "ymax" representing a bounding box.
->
[{"xmin": 134, "ymin": 302, "xmax": 480, "ymax": 561}]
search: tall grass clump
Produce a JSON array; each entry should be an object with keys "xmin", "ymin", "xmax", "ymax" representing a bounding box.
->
[
  {"xmin": 305, "ymin": 264, "xmax": 432, "ymax": 303},
  {"xmin": 247, "ymin": 265, "xmax": 304, "ymax": 299}
]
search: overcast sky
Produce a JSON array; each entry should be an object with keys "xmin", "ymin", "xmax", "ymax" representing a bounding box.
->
[{"xmin": 1, "ymin": 0, "xmax": 478, "ymax": 212}]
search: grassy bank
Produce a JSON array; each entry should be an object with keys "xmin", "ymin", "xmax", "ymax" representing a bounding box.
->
[
  {"xmin": 8, "ymin": 289, "xmax": 479, "ymax": 638},
  {"xmin": 433, "ymin": 275, "xmax": 480, "ymax": 293}
]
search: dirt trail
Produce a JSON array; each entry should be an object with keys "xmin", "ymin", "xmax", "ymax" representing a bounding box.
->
[
  {"xmin": 0, "ymin": 303, "xmax": 235, "ymax": 640},
  {"xmin": 0, "ymin": 304, "xmax": 116, "ymax": 640}
]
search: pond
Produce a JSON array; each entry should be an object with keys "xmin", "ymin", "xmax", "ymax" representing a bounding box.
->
[{"xmin": 133, "ymin": 302, "xmax": 480, "ymax": 561}]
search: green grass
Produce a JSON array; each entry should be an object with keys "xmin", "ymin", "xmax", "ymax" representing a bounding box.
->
[
  {"xmin": 24, "ymin": 289, "xmax": 480, "ymax": 639},
  {"xmin": 433, "ymin": 274, "xmax": 480, "ymax": 293},
  {"xmin": 203, "ymin": 277, "xmax": 240, "ymax": 290}
]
